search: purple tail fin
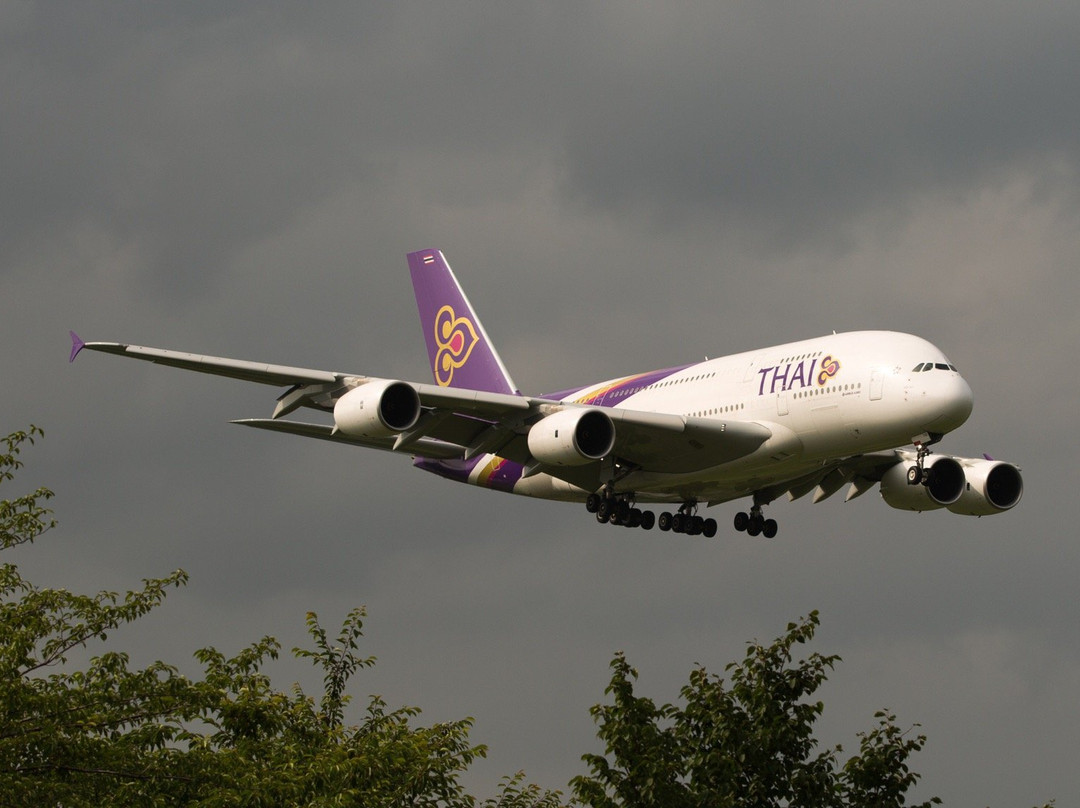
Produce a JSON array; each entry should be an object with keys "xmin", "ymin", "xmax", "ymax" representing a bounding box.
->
[{"xmin": 408, "ymin": 250, "xmax": 519, "ymax": 395}]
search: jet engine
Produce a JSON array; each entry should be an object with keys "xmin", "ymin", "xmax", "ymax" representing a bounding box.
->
[
  {"xmin": 879, "ymin": 455, "xmax": 966, "ymax": 511},
  {"xmin": 527, "ymin": 408, "xmax": 615, "ymax": 467},
  {"xmin": 946, "ymin": 458, "xmax": 1024, "ymax": 515},
  {"xmin": 333, "ymin": 380, "xmax": 421, "ymax": 439}
]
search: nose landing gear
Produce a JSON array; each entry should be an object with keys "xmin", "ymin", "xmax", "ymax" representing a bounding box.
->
[{"xmin": 906, "ymin": 433, "xmax": 944, "ymax": 486}]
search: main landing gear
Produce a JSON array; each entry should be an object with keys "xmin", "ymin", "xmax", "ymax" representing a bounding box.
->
[
  {"xmin": 732, "ymin": 506, "xmax": 778, "ymax": 539},
  {"xmin": 657, "ymin": 501, "xmax": 718, "ymax": 538},
  {"xmin": 586, "ymin": 492, "xmax": 655, "ymax": 530},
  {"xmin": 585, "ymin": 494, "xmax": 717, "ymax": 537},
  {"xmin": 585, "ymin": 487, "xmax": 779, "ymax": 539},
  {"xmin": 733, "ymin": 492, "xmax": 778, "ymax": 538}
]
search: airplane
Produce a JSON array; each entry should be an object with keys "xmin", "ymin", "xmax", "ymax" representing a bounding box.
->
[{"xmin": 70, "ymin": 249, "xmax": 1022, "ymax": 538}]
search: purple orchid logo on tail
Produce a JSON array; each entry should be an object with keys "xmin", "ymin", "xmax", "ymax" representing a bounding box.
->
[{"xmin": 433, "ymin": 304, "xmax": 479, "ymax": 387}]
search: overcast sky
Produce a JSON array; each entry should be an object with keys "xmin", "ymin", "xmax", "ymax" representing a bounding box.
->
[{"xmin": 3, "ymin": 3, "xmax": 1079, "ymax": 804}]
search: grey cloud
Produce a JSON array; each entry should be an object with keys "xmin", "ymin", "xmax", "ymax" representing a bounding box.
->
[
  {"xmin": 3, "ymin": 3, "xmax": 1079, "ymax": 806},
  {"xmin": 556, "ymin": 4, "xmax": 1080, "ymax": 242}
]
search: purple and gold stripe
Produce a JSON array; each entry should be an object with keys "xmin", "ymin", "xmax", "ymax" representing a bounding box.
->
[{"xmin": 569, "ymin": 364, "xmax": 692, "ymax": 407}]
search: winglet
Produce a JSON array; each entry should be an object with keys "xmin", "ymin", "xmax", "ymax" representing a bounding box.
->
[{"xmin": 69, "ymin": 331, "xmax": 86, "ymax": 363}]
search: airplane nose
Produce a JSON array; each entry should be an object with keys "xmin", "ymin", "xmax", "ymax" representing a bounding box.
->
[
  {"xmin": 912, "ymin": 369, "xmax": 973, "ymax": 434},
  {"xmin": 939, "ymin": 373, "xmax": 974, "ymax": 431}
]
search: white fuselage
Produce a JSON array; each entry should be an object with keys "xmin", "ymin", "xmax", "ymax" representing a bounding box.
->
[{"xmin": 510, "ymin": 331, "xmax": 973, "ymax": 504}]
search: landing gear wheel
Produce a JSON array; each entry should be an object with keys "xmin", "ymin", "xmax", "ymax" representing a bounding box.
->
[
  {"xmin": 586, "ymin": 493, "xmax": 601, "ymax": 513},
  {"xmin": 908, "ymin": 439, "xmax": 939, "ymax": 487},
  {"xmin": 746, "ymin": 517, "xmax": 762, "ymax": 537},
  {"xmin": 658, "ymin": 512, "xmax": 673, "ymax": 532},
  {"xmin": 640, "ymin": 511, "xmax": 656, "ymax": 530},
  {"xmin": 690, "ymin": 516, "xmax": 704, "ymax": 535},
  {"xmin": 597, "ymin": 499, "xmax": 613, "ymax": 522},
  {"xmin": 671, "ymin": 513, "xmax": 685, "ymax": 533},
  {"xmin": 703, "ymin": 518, "xmax": 718, "ymax": 538},
  {"xmin": 734, "ymin": 512, "xmax": 750, "ymax": 532},
  {"xmin": 762, "ymin": 519, "xmax": 778, "ymax": 539}
]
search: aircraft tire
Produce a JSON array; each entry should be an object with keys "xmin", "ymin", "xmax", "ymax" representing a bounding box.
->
[
  {"xmin": 597, "ymin": 499, "xmax": 613, "ymax": 521},
  {"xmin": 703, "ymin": 518, "xmax": 717, "ymax": 538},
  {"xmin": 658, "ymin": 512, "xmax": 673, "ymax": 531},
  {"xmin": 733, "ymin": 512, "xmax": 749, "ymax": 532},
  {"xmin": 763, "ymin": 519, "xmax": 778, "ymax": 539},
  {"xmin": 586, "ymin": 493, "xmax": 601, "ymax": 513},
  {"xmin": 640, "ymin": 511, "xmax": 655, "ymax": 530}
]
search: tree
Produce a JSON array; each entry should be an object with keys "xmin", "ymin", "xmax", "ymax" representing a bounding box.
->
[
  {"xmin": 0, "ymin": 427, "xmax": 565, "ymax": 807},
  {"xmin": 571, "ymin": 611, "xmax": 942, "ymax": 808},
  {"xmin": 1, "ymin": 427, "xmax": 1053, "ymax": 806}
]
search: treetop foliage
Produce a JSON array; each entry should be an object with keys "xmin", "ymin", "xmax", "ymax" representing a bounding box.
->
[
  {"xmin": 1, "ymin": 427, "xmax": 564, "ymax": 807},
  {"xmin": 1, "ymin": 427, "xmax": 1053, "ymax": 807},
  {"xmin": 571, "ymin": 611, "xmax": 942, "ymax": 808}
]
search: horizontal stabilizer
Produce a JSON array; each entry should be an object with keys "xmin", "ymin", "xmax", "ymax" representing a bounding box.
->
[{"xmin": 232, "ymin": 419, "xmax": 463, "ymax": 460}]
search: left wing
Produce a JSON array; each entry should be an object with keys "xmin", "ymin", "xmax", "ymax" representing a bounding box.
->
[
  {"xmin": 70, "ymin": 332, "xmax": 342, "ymax": 387},
  {"xmin": 71, "ymin": 333, "xmax": 774, "ymax": 487},
  {"xmin": 71, "ymin": 333, "xmax": 530, "ymax": 459}
]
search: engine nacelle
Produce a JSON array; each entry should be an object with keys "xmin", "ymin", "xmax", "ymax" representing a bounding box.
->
[
  {"xmin": 880, "ymin": 455, "xmax": 966, "ymax": 512},
  {"xmin": 527, "ymin": 408, "xmax": 615, "ymax": 467},
  {"xmin": 333, "ymin": 380, "xmax": 421, "ymax": 439},
  {"xmin": 947, "ymin": 459, "xmax": 1024, "ymax": 515}
]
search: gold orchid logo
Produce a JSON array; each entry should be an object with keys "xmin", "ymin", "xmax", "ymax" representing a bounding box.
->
[{"xmin": 433, "ymin": 305, "xmax": 479, "ymax": 387}]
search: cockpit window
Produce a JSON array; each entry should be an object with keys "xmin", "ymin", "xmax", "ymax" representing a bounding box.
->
[{"xmin": 912, "ymin": 362, "xmax": 959, "ymax": 373}]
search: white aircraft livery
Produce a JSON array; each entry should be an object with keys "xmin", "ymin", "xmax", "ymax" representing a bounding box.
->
[{"xmin": 71, "ymin": 249, "xmax": 1022, "ymax": 538}]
